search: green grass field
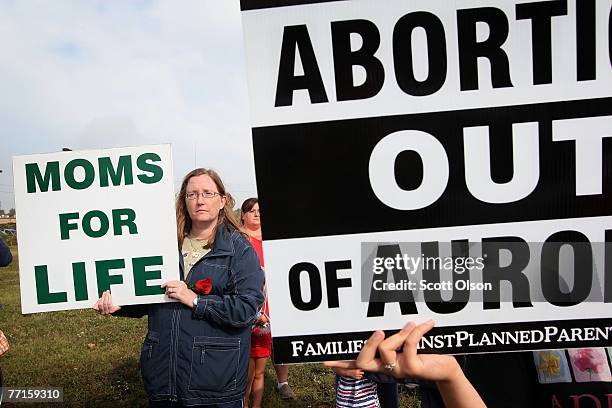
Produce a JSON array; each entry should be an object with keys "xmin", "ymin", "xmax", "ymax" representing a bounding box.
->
[{"xmin": 0, "ymin": 247, "xmax": 420, "ymax": 407}]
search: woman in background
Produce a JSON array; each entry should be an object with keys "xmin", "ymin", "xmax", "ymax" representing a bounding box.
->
[
  {"xmin": 242, "ymin": 198, "xmax": 271, "ymax": 408},
  {"xmin": 240, "ymin": 198, "xmax": 296, "ymax": 400}
]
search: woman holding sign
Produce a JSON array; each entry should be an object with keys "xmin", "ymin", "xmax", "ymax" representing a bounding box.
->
[{"xmin": 94, "ymin": 168, "xmax": 265, "ymax": 408}]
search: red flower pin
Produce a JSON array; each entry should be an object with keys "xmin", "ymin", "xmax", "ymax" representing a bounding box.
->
[{"xmin": 191, "ymin": 278, "xmax": 212, "ymax": 295}]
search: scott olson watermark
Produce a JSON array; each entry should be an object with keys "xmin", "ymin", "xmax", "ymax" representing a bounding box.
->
[{"xmin": 371, "ymin": 278, "xmax": 491, "ymax": 292}]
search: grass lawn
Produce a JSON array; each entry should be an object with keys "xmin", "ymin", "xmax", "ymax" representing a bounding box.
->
[{"xmin": 0, "ymin": 247, "xmax": 420, "ymax": 407}]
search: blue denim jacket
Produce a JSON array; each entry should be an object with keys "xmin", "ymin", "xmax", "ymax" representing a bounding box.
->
[{"xmin": 116, "ymin": 224, "xmax": 265, "ymax": 405}]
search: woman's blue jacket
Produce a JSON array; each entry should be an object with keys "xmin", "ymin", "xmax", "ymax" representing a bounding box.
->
[{"xmin": 116, "ymin": 223, "xmax": 265, "ymax": 405}]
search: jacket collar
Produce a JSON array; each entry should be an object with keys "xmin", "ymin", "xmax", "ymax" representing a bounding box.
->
[
  {"xmin": 209, "ymin": 223, "xmax": 234, "ymax": 256},
  {"xmin": 178, "ymin": 223, "xmax": 235, "ymax": 277}
]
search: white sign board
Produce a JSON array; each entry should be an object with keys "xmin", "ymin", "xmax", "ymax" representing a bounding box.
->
[
  {"xmin": 241, "ymin": 0, "xmax": 612, "ymax": 363},
  {"xmin": 13, "ymin": 144, "xmax": 179, "ymax": 314}
]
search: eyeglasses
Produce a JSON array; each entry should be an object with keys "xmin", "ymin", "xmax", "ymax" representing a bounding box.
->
[{"xmin": 186, "ymin": 191, "xmax": 223, "ymax": 200}]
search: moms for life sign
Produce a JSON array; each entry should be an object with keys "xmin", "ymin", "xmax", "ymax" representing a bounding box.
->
[
  {"xmin": 13, "ymin": 145, "xmax": 179, "ymax": 314},
  {"xmin": 241, "ymin": 0, "xmax": 612, "ymax": 362}
]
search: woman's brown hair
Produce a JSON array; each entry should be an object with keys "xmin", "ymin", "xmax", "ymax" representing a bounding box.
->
[{"xmin": 176, "ymin": 168, "xmax": 242, "ymax": 249}]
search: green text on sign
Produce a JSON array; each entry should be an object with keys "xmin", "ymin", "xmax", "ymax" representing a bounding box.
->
[
  {"xmin": 59, "ymin": 208, "xmax": 138, "ymax": 240},
  {"xmin": 25, "ymin": 153, "xmax": 163, "ymax": 193},
  {"xmin": 34, "ymin": 255, "xmax": 166, "ymax": 304}
]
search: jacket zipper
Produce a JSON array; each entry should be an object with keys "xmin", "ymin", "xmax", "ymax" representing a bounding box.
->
[
  {"xmin": 169, "ymin": 303, "xmax": 180, "ymax": 400},
  {"xmin": 172, "ymin": 244, "xmax": 226, "ymax": 401}
]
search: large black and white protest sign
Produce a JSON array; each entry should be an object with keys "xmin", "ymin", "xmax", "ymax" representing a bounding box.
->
[
  {"xmin": 241, "ymin": 0, "xmax": 612, "ymax": 363},
  {"xmin": 13, "ymin": 145, "xmax": 179, "ymax": 314}
]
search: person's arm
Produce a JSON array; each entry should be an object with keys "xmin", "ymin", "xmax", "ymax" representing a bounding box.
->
[
  {"xmin": 327, "ymin": 321, "xmax": 486, "ymax": 408},
  {"xmin": 0, "ymin": 239, "xmax": 12, "ymax": 267},
  {"xmin": 330, "ymin": 366, "xmax": 365, "ymax": 380},
  {"xmin": 435, "ymin": 369, "xmax": 483, "ymax": 408},
  {"xmin": 191, "ymin": 240, "xmax": 265, "ymax": 327},
  {"xmin": 111, "ymin": 304, "xmax": 147, "ymax": 318},
  {"xmin": 93, "ymin": 290, "xmax": 147, "ymax": 318}
]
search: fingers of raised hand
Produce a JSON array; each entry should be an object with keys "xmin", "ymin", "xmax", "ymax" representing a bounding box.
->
[
  {"xmin": 403, "ymin": 320, "xmax": 435, "ymax": 357},
  {"xmin": 382, "ymin": 322, "xmax": 416, "ymax": 351},
  {"xmin": 379, "ymin": 322, "xmax": 416, "ymax": 375},
  {"xmin": 396, "ymin": 320, "xmax": 436, "ymax": 376},
  {"xmin": 356, "ymin": 330, "xmax": 385, "ymax": 372},
  {"xmin": 378, "ymin": 324, "xmax": 415, "ymax": 376}
]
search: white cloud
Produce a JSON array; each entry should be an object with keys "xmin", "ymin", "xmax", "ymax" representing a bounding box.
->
[{"xmin": 0, "ymin": 0, "xmax": 257, "ymax": 209}]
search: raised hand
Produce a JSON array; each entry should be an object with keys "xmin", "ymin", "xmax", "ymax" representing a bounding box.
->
[
  {"xmin": 354, "ymin": 320, "xmax": 486, "ymax": 408},
  {"xmin": 357, "ymin": 320, "xmax": 463, "ymax": 382}
]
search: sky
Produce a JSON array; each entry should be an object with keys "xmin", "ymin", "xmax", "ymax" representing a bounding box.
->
[{"xmin": 0, "ymin": 0, "xmax": 256, "ymax": 211}]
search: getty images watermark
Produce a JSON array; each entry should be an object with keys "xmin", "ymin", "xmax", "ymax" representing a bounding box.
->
[
  {"xmin": 371, "ymin": 252, "xmax": 488, "ymax": 291},
  {"xmin": 361, "ymin": 241, "xmax": 609, "ymax": 303}
]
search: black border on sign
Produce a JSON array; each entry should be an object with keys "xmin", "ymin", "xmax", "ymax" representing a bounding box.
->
[
  {"xmin": 252, "ymin": 97, "xmax": 612, "ymax": 241},
  {"xmin": 241, "ymin": 0, "xmax": 347, "ymax": 11},
  {"xmin": 271, "ymin": 318, "xmax": 612, "ymax": 363}
]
